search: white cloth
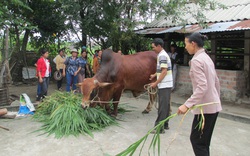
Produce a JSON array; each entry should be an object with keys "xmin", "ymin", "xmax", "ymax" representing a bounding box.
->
[
  {"xmin": 21, "ymin": 93, "xmax": 35, "ymax": 112},
  {"xmin": 44, "ymin": 58, "xmax": 50, "ymax": 77}
]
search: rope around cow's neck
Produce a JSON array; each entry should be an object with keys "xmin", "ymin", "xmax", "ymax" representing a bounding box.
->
[{"xmin": 88, "ymin": 84, "xmax": 158, "ymax": 104}]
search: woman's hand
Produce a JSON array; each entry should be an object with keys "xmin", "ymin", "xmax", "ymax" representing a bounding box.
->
[
  {"xmin": 177, "ymin": 104, "xmax": 188, "ymax": 115},
  {"xmin": 39, "ymin": 77, "xmax": 43, "ymax": 83}
]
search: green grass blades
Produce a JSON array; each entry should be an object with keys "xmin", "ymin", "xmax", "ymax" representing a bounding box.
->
[
  {"xmin": 117, "ymin": 102, "xmax": 217, "ymax": 156},
  {"xmin": 116, "ymin": 113, "xmax": 178, "ymax": 156},
  {"xmin": 33, "ymin": 91, "xmax": 118, "ymax": 138}
]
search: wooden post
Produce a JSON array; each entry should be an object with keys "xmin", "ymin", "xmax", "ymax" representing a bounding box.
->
[
  {"xmin": 0, "ymin": 28, "xmax": 9, "ymax": 88},
  {"xmin": 210, "ymin": 33, "xmax": 216, "ymax": 63},
  {"xmin": 244, "ymin": 31, "xmax": 250, "ymax": 90},
  {"xmin": 0, "ymin": 108, "xmax": 7, "ymax": 116}
]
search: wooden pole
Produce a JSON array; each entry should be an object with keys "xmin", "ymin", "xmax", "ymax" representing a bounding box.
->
[
  {"xmin": 0, "ymin": 108, "xmax": 7, "ymax": 116},
  {"xmin": 0, "ymin": 125, "xmax": 10, "ymax": 131}
]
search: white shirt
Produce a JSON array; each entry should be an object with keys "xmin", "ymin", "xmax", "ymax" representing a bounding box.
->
[
  {"xmin": 157, "ymin": 50, "xmax": 173, "ymax": 89},
  {"xmin": 44, "ymin": 58, "xmax": 50, "ymax": 77}
]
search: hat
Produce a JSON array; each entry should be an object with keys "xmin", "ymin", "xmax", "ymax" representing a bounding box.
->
[
  {"xmin": 53, "ymin": 71, "xmax": 62, "ymax": 81},
  {"xmin": 71, "ymin": 48, "xmax": 78, "ymax": 53}
]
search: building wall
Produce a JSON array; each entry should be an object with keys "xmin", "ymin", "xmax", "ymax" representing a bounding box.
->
[{"xmin": 175, "ymin": 66, "xmax": 246, "ymax": 102}]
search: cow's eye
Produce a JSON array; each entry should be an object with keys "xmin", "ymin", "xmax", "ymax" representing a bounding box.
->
[{"xmin": 90, "ymin": 89, "xmax": 98, "ymax": 99}]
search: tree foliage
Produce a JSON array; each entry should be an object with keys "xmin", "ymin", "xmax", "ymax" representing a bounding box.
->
[
  {"xmin": 0, "ymin": 0, "xmax": 223, "ymax": 81},
  {"xmin": 60, "ymin": 0, "xmax": 223, "ymax": 53}
]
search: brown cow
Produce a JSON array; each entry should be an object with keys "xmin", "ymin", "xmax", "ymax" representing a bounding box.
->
[{"xmin": 78, "ymin": 49, "xmax": 157, "ymax": 116}]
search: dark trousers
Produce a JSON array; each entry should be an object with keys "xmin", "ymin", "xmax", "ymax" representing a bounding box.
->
[
  {"xmin": 190, "ymin": 112, "xmax": 219, "ymax": 156},
  {"xmin": 36, "ymin": 83, "xmax": 41, "ymax": 98},
  {"xmin": 37, "ymin": 77, "xmax": 49, "ymax": 101},
  {"xmin": 56, "ymin": 69, "xmax": 63, "ymax": 89},
  {"xmin": 154, "ymin": 88, "xmax": 171, "ymax": 130}
]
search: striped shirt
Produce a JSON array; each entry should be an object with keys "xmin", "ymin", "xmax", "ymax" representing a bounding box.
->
[{"xmin": 157, "ymin": 50, "xmax": 173, "ymax": 89}]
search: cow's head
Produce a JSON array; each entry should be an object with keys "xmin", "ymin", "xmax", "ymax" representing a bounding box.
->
[{"xmin": 78, "ymin": 78, "xmax": 112, "ymax": 109}]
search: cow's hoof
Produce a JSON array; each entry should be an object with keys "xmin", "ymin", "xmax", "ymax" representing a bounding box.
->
[
  {"xmin": 110, "ymin": 113, "xmax": 117, "ymax": 118},
  {"xmin": 142, "ymin": 110, "xmax": 149, "ymax": 114}
]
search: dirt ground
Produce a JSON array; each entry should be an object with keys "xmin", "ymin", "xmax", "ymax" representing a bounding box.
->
[
  {"xmin": 8, "ymin": 80, "xmax": 59, "ymax": 103},
  {"xmin": 1, "ymin": 81, "xmax": 250, "ymax": 156}
]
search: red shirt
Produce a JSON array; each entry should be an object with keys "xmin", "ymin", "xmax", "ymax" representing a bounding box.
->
[{"xmin": 36, "ymin": 57, "xmax": 51, "ymax": 78}]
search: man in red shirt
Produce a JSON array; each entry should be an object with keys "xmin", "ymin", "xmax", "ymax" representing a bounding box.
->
[{"xmin": 36, "ymin": 48, "xmax": 51, "ymax": 101}]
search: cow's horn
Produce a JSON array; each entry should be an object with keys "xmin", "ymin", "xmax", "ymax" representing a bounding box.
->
[
  {"xmin": 94, "ymin": 79, "xmax": 112, "ymax": 87},
  {"xmin": 98, "ymin": 82, "xmax": 112, "ymax": 87},
  {"xmin": 94, "ymin": 79, "xmax": 99, "ymax": 85}
]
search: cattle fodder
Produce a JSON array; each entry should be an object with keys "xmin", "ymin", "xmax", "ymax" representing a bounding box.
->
[
  {"xmin": 116, "ymin": 102, "xmax": 218, "ymax": 156},
  {"xmin": 33, "ymin": 91, "xmax": 118, "ymax": 138}
]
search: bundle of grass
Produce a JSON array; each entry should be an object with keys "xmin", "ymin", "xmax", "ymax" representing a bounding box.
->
[
  {"xmin": 33, "ymin": 91, "xmax": 118, "ymax": 138},
  {"xmin": 116, "ymin": 102, "xmax": 218, "ymax": 156}
]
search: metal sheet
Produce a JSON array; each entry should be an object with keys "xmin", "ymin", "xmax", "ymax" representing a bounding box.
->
[
  {"xmin": 136, "ymin": 20, "xmax": 250, "ymax": 34},
  {"xmin": 145, "ymin": 0, "xmax": 250, "ymax": 28}
]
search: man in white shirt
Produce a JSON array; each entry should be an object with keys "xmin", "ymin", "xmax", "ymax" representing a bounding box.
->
[{"xmin": 150, "ymin": 38, "xmax": 173, "ymax": 134}]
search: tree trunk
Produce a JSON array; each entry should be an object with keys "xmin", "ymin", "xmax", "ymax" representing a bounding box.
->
[
  {"xmin": 57, "ymin": 36, "xmax": 61, "ymax": 50},
  {"xmin": 21, "ymin": 29, "xmax": 31, "ymax": 80},
  {"xmin": 82, "ymin": 31, "xmax": 87, "ymax": 48},
  {"xmin": 14, "ymin": 24, "xmax": 20, "ymax": 53},
  {"xmin": 4, "ymin": 28, "xmax": 9, "ymax": 60},
  {"xmin": 21, "ymin": 29, "xmax": 30, "ymax": 52}
]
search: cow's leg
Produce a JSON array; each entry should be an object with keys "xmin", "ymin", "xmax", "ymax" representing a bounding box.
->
[
  {"xmin": 111, "ymin": 88, "xmax": 123, "ymax": 117},
  {"xmin": 104, "ymin": 103, "xmax": 112, "ymax": 115},
  {"xmin": 142, "ymin": 93, "xmax": 157, "ymax": 114},
  {"xmin": 97, "ymin": 88, "xmax": 112, "ymax": 115}
]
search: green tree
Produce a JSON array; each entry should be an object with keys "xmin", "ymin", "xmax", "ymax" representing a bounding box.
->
[{"xmin": 61, "ymin": 0, "xmax": 223, "ymax": 54}]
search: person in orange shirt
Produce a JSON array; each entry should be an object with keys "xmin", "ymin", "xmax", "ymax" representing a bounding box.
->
[{"xmin": 92, "ymin": 50, "xmax": 102, "ymax": 75}]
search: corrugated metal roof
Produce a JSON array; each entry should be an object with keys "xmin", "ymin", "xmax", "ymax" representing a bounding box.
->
[
  {"xmin": 146, "ymin": 0, "xmax": 250, "ymax": 28},
  {"xmin": 136, "ymin": 20, "xmax": 250, "ymax": 34}
]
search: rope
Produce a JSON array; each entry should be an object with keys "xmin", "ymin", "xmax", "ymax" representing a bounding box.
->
[
  {"xmin": 86, "ymin": 84, "xmax": 158, "ymax": 105},
  {"xmin": 144, "ymin": 84, "xmax": 158, "ymax": 110},
  {"xmin": 144, "ymin": 84, "xmax": 157, "ymax": 94}
]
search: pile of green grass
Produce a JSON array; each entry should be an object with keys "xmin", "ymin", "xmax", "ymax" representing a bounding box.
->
[{"xmin": 33, "ymin": 91, "xmax": 118, "ymax": 138}]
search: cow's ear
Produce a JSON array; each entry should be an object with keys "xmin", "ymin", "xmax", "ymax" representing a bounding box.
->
[{"xmin": 76, "ymin": 83, "xmax": 82, "ymax": 87}]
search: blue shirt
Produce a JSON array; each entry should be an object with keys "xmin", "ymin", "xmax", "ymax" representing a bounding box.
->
[
  {"xmin": 64, "ymin": 57, "xmax": 79, "ymax": 75},
  {"xmin": 78, "ymin": 57, "xmax": 87, "ymax": 68}
]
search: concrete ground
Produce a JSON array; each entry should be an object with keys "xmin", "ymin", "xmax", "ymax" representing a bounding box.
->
[{"xmin": 1, "ymin": 83, "xmax": 250, "ymax": 156}]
